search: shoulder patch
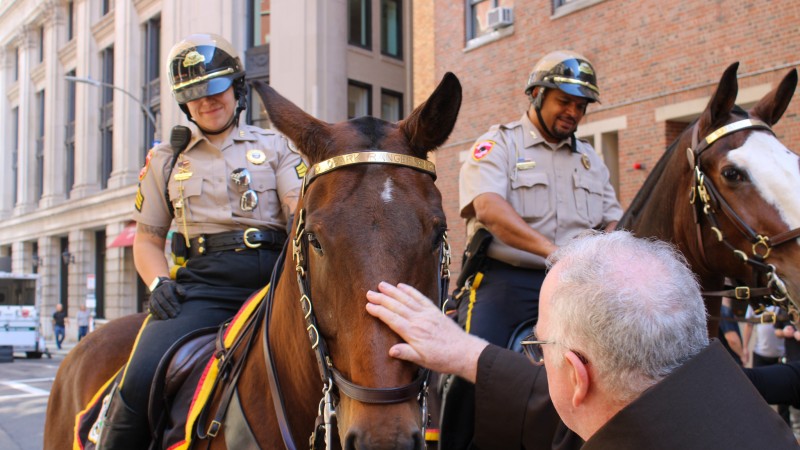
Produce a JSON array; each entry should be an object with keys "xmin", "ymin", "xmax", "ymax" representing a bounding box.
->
[
  {"xmin": 139, "ymin": 149, "xmax": 155, "ymax": 181},
  {"xmin": 472, "ymin": 140, "xmax": 496, "ymax": 161},
  {"xmin": 295, "ymin": 161, "xmax": 308, "ymax": 179},
  {"xmin": 135, "ymin": 185, "xmax": 144, "ymax": 212}
]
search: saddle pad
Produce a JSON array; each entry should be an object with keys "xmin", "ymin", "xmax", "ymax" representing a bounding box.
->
[
  {"xmin": 73, "ymin": 370, "xmax": 122, "ymax": 450},
  {"xmin": 167, "ymin": 283, "xmax": 269, "ymax": 450}
]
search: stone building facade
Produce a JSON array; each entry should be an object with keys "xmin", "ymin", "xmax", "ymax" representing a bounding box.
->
[{"xmin": 0, "ymin": 0, "xmax": 413, "ymax": 343}]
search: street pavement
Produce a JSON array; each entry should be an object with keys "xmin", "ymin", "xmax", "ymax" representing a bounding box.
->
[{"xmin": 0, "ymin": 340, "xmax": 74, "ymax": 450}]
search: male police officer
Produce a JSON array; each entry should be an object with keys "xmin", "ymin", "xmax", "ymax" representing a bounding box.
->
[
  {"xmin": 97, "ymin": 33, "xmax": 303, "ymax": 449},
  {"xmin": 446, "ymin": 51, "xmax": 622, "ymax": 448}
]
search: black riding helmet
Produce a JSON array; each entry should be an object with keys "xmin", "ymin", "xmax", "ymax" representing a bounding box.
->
[{"xmin": 167, "ymin": 33, "xmax": 247, "ymax": 134}]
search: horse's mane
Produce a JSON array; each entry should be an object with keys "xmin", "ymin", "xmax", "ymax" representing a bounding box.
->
[{"xmin": 617, "ymin": 130, "xmax": 685, "ymax": 229}]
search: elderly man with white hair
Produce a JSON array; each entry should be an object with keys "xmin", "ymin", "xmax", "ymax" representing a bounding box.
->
[{"xmin": 366, "ymin": 231, "xmax": 797, "ymax": 449}]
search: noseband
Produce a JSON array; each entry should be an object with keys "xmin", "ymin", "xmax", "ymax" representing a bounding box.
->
[
  {"xmin": 688, "ymin": 119, "xmax": 800, "ymax": 321},
  {"xmin": 263, "ymin": 151, "xmax": 451, "ymax": 450}
]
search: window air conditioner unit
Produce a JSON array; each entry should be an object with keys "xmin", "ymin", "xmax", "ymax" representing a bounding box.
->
[{"xmin": 486, "ymin": 7, "xmax": 513, "ymax": 30}]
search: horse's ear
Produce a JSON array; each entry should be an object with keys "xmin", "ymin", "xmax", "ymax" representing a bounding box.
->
[
  {"xmin": 250, "ymin": 80, "xmax": 331, "ymax": 163},
  {"xmin": 398, "ymin": 72, "xmax": 462, "ymax": 158},
  {"xmin": 698, "ymin": 62, "xmax": 740, "ymax": 134},
  {"xmin": 750, "ymin": 68, "xmax": 798, "ymax": 126}
]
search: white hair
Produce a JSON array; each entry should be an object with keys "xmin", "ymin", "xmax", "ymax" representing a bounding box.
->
[{"xmin": 545, "ymin": 231, "xmax": 709, "ymax": 402}]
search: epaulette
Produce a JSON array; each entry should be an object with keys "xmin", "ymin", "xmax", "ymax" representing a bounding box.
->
[
  {"xmin": 248, "ymin": 125, "xmax": 276, "ymax": 136},
  {"xmin": 499, "ymin": 119, "xmax": 522, "ymax": 130}
]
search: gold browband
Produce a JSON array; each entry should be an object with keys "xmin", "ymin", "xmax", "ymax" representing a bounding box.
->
[
  {"xmin": 305, "ymin": 151, "xmax": 436, "ymax": 187},
  {"xmin": 704, "ymin": 119, "xmax": 772, "ymax": 147}
]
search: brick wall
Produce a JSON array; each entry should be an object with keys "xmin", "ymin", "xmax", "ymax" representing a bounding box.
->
[{"xmin": 417, "ymin": 0, "xmax": 800, "ymax": 276}]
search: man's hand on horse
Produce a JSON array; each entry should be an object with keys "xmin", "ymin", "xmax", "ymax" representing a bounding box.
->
[
  {"xmin": 366, "ymin": 282, "xmax": 489, "ymax": 383},
  {"xmin": 149, "ymin": 279, "xmax": 185, "ymax": 320}
]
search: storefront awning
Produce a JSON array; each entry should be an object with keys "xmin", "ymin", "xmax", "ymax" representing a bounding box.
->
[{"xmin": 109, "ymin": 222, "xmax": 137, "ymax": 248}]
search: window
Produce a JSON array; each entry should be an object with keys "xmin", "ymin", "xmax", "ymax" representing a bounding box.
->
[
  {"xmin": 575, "ymin": 116, "xmax": 627, "ymax": 198},
  {"xmin": 552, "ymin": 0, "xmax": 606, "ymax": 17},
  {"xmin": 35, "ymin": 91, "xmax": 45, "ymax": 201},
  {"xmin": 67, "ymin": 1, "xmax": 75, "ymax": 41},
  {"xmin": 381, "ymin": 0, "xmax": 402, "ymax": 58},
  {"xmin": 32, "ymin": 242, "xmax": 38, "ymax": 275},
  {"xmin": 348, "ymin": 0, "xmax": 371, "ymax": 49},
  {"xmin": 100, "ymin": 47, "xmax": 114, "ymax": 189},
  {"xmin": 94, "ymin": 229, "xmax": 106, "ymax": 319},
  {"xmin": 59, "ymin": 237, "xmax": 69, "ymax": 315},
  {"xmin": 466, "ymin": 0, "xmax": 513, "ymax": 41},
  {"xmin": 142, "ymin": 17, "xmax": 160, "ymax": 152},
  {"xmin": 11, "ymin": 107, "xmax": 19, "ymax": 205},
  {"xmin": 251, "ymin": 0, "xmax": 271, "ymax": 46},
  {"xmin": 38, "ymin": 26, "xmax": 44, "ymax": 63},
  {"xmin": 102, "ymin": 0, "xmax": 113, "ymax": 15},
  {"xmin": 65, "ymin": 70, "xmax": 76, "ymax": 197},
  {"xmin": 380, "ymin": 89, "xmax": 403, "ymax": 122},
  {"xmin": 348, "ymin": 80, "xmax": 372, "ymax": 119}
]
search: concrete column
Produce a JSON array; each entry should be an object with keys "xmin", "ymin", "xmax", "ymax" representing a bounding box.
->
[
  {"xmin": 38, "ymin": 236, "xmax": 61, "ymax": 340},
  {"xmin": 0, "ymin": 47, "xmax": 12, "ymax": 219},
  {"xmin": 40, "ymin": 3, "xmax": 68, "ymax": 208},
  {"xmin": 10, "ymin": 241, "xmax": 31, "ymax": 274},
  {"xmin": 104, "ymin": 222, "xmax": 137, "ymax": 318},
  {"xmin": 107, "ymin": 0, "xmax": 142, "ymax": 189},
  {"xmin": 70, "ymin": 0, "xmax": 101, "ymax": 198},
  {"xmin": 13, "ymin": 26, "xmax": 37, "ymax": 215},
  {"xmin": 270, "ymin": 0, "xmax": 347, "ymax": 122}
]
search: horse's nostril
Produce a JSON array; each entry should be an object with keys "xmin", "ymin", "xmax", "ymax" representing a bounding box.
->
[
  {"xmin": 412, "ymin": 430, "xmax": 424, "ymax": 450},
  {"xmin": 344, "ymin": 431, "xmax": 358, "ymax": 450}
]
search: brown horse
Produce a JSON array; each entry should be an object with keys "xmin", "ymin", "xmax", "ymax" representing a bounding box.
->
[
  {"xmin": 618, "ymin": 62, "xmax": 800, "ymax": 334},
  {"xmin": 44, "ymin": 72, "xmax": 462, "ymax": 450}
]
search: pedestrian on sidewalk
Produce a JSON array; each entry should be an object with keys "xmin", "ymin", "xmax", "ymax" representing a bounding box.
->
[
  {"xmin": 76, "ymin": 304, "xmax": 91, "ymax": 341},
  {"xmin": 51, "ymin": 304, "xmax": 68, "ymax": 350}
]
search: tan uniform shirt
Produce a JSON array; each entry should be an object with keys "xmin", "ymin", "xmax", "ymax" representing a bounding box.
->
[
  {"xmin": 134, "ymin": 123, "xmax": 305, "ymax": 237},
  {"xmin": 460, "ymin": 113, "xmax": 623, "ymax": 268}
]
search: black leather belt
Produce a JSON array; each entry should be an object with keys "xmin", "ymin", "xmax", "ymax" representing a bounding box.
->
[{"xmin": 188, "ymin": 228, "xmax": 287, "ymax": 257}]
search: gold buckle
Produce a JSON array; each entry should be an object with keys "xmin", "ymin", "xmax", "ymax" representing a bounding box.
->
[
  {"xmin": 207, "ymin": 420, "xmax": 221, "ymax": 437},
  {"xmin": 752, "ymin": 235, "xmax": 771, "ymax": 259},
  {"xmin": 734, "ymin": 286, "xmax": 750, "ymax": 300},
  {"xmin": 243, "ymin": 228, "xmax": 262, "ymax": 249},
  {"xmin": 760, "ymin": 311, "xmax": 777, "ymax": 324}
]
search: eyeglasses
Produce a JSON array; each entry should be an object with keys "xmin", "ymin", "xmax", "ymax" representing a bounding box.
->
[
  {"xmin": 231, "ymin": 168, "xmax": 259, "ymax": 212},
  {"xmin": 520, "ymin": 331, "xmax": 589, "ymax": 366}
]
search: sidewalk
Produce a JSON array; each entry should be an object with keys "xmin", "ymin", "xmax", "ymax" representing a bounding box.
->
[{"xmin": 46, "ymin": 339, "xmax": 77, "ymax": 358}]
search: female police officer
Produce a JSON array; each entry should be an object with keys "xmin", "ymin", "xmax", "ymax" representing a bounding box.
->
[{"xmin": 97, "ymin": 33, "xmax": 303, "ymax": 449}]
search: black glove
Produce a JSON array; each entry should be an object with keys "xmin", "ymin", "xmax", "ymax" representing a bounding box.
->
[{"xmin": 148, "ymin": 278, "xmax": 185, "ymax": 320}]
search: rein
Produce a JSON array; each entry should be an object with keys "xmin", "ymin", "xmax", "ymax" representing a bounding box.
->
[
  {"xmin": 688, "ymin": 118, "xmax": 800, "ymax": 320},
  {"xmin": 264, "ymin": 151, "xmax": 451, "ymax": 450}
]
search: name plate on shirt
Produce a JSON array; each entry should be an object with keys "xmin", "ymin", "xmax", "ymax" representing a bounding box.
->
[{"xmin": 516, "ymin": 160, "xmax": 537, "ymax": 170}]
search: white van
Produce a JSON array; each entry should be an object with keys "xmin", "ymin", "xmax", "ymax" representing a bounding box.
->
[{"xmin": 0, "ymin": 272, "xmax": 47, "ymax": 359}]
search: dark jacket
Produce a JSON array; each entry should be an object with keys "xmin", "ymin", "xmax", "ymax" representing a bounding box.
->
[{"xmin": 475, "ymin": 340, "xmax": 798, "ymax": 450}]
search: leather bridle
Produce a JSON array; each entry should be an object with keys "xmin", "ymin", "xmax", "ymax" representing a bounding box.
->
[
  {"xmin": 687, "ymin": 118, "xmax": 800, "ymax": 322},
  {"xmin": 263, "ymin": 151, "xmax": 451, "ymax": 450}
]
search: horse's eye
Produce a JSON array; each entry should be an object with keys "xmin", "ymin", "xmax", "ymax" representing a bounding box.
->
[
  {"xmin": 721, "ymin": 166, "xmax": 748, "ymax": 183},
  {"xmin": 307, "ymin": 233, "xmax": 324, "ymax": 255},
  {"xmin": 432, "ymin": 225, "xmax": 448, "ymax": 251}
]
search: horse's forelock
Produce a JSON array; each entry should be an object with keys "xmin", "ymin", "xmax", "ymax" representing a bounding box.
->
[{"xmin": 347, "ymin": 116, "xmax": 389, "ymax": 149}]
